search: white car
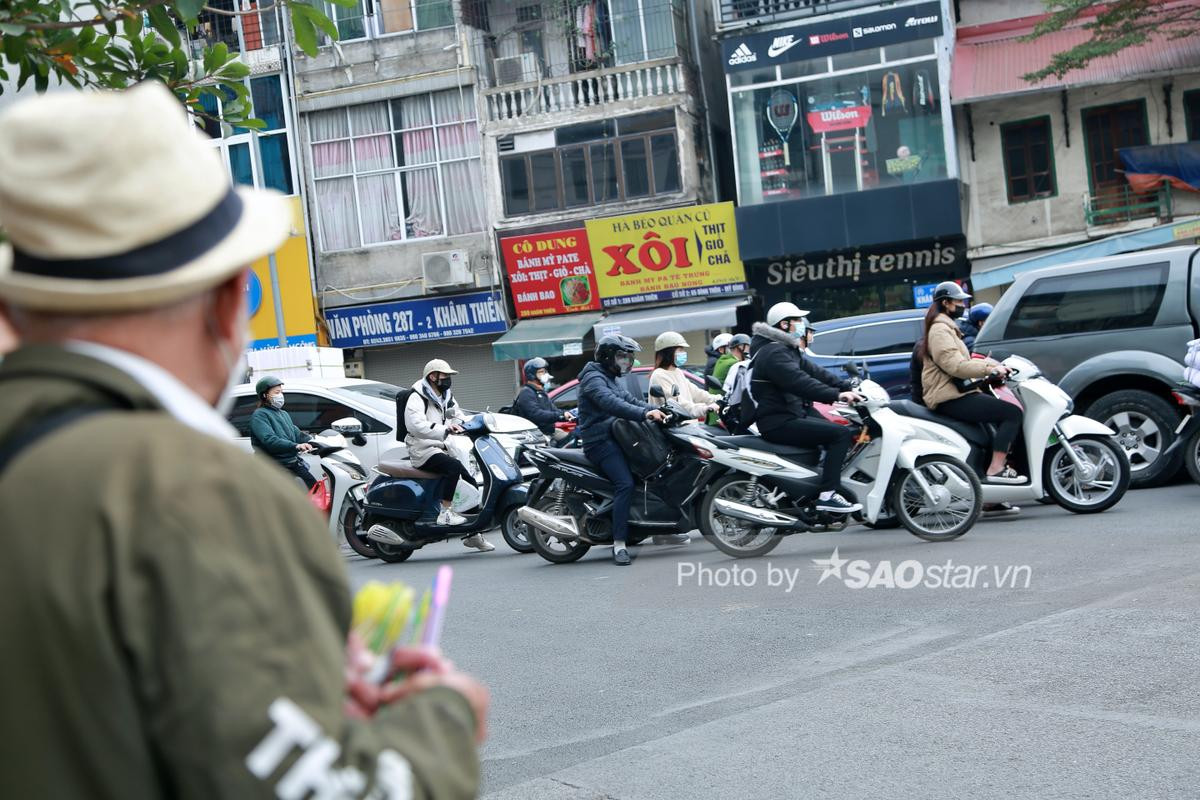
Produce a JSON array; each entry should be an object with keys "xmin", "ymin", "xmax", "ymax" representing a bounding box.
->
[{"xmin": 227, "ymin": 378, "xmax": 545, "ymax": 478}]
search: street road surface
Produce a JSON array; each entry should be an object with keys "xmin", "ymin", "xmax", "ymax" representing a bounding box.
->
[{"xmin": 346, "ymin": 484, "xmax": 1200, "ymax": 799}]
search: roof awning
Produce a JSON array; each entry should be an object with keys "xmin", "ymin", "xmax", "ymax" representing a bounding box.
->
[
  {"xmin": 951, "ymin": 2, "xmax": 1200, "ymax": 105},
  {"xmin": 971, "ymin": 216, "xmax": 1200, "ymax": 289},
  {"xmin": 593, "ymin": 296, "xmax": 750, "ymax": 340},
  {"xmin": 491, "ymin": 312, "xmax": 604, "ymax": 361}
]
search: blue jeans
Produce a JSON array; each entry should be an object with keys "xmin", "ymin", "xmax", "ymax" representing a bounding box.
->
[{"xmin": 584, "ymin": 438, "xmax": 634, "ymax": 545}]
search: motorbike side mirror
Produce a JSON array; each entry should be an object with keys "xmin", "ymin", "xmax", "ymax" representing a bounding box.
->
[{"xmin": 649, "ymin": 385, "xmax": 666, "ymax": 399}]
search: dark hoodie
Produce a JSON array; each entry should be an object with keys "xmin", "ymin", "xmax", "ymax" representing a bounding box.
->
[
  {"xmin": 703, "ymin": 345, "xmax": 721, "ymax": 378},
  {"xmin": 749, "ymin": 322, "xmax": 851, "ymax": 428},
  {"xmin": 574, "ymin": 361, "xmax": 652, "ymax": 446}
]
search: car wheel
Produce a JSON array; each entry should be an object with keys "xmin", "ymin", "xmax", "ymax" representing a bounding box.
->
[{"xmin": 1087, "ymin": 390, "xmax": 1182, "ymax": 488}]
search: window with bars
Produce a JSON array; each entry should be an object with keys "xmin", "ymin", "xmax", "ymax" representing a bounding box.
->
[
  {"xmin": 499, "ymin": 112, "xmax": 680, "ymax": 216},
  {"xmin": 195, "ymin": 74, "xmax": 295, "ymax": 195},
  {"xmin": 307, "ymin": 88, "xmax": 485, "ymax": 252},
  {"xmin": 1000, "ymin": 116, "xmax": 1056, "ymax": 203}
]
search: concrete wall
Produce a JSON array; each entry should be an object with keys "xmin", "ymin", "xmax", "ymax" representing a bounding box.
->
[
  {"xmin": 957, "ymin": 74, "xmax": 1200, "ymax": 259},
  {"xmin": 956, "ymin": 0, "xmax": 1045, "ymax": 26}
]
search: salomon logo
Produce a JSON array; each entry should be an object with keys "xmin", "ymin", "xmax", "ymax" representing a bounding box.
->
[{"xmin": 728, "ymin": 43, "xmax": 757, "ymax": 65}]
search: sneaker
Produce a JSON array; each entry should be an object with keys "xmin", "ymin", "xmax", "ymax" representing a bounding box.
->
[
  {"xmin": 436, "ymin": 508, "xmax": 467, "ymax": 526},
  {"xmin": 982, "ymin": 502, "xmax": 1021, "ymax": 517},
  {"xmin": 815, "ymin": 493, "xmax": 863, "ymax": 515},
  {"xmin": 651, "ymin": 533, "xmax": 691, "ymax": 546},
  {"xmin": 461, "ymin": 533, "xmax": 495, "ymax": 552},
  {"xmin": 613, "ymin": 547, "xmax": 632, "ymax": 566}
]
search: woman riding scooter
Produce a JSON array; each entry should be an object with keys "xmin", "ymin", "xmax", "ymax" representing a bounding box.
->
[
  {"xmin": 918, "ymin": 282, "xmax": 1024, "ymax": 483},
  {"xmin": 404, "ymin": 358, "xmax": 495, "ymax": 552},
  {"xmin": 648, "ymin": 331, "xmax": 719, "ymax": 421},
  {"xmin": 575, "ymin": 334, "xmax": 670, "ymax": 566}
]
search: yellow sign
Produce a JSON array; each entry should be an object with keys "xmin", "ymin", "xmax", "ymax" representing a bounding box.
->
[
  {"xmin": 248, "ymin": 196, "xmax": 321, "ymax": 349},
  {"xmin": 1172, "ymin": 220, "xmax": 1200, "ymax": 241},
  {"xmin": 586, "ymin": 202, "xmax": 746, "ymax": 307}
]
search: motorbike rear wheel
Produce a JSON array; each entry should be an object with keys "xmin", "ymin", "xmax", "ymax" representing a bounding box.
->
[
  {"xmin": 528, "ymin": 495, "xmax": 590, "ymax": 564},
  {"xmin": 1186, "ymin": 427, "xmax": 1200, "ymax": 486},
  {"xmin": 500, "ymin": 504, "xmax": 534, "ymax": 554},
  {"xmin": 1044, "ymin": 435, "xmax": 1130, "ymax": 513},
  {"xmin": 891, "ymin": 456, "xmax": 981, "ymax": 542},
  {"xmin": 374, "ymin": 542, "xmax": 413, "ymax": 563},
  {"xmin": 340, "ymin": 505, "xmax": 378, "ymax": 559},
  {"xmin": 698, "ymin": 475, "xmax": 785, "ymax": 559}
]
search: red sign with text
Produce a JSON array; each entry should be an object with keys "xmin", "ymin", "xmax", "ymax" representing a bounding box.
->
[
  {"xmin": 806, "ymin": 105, "xmax": 872, "ymax": 134},
  {"xmin": 500, "ymin": 229, "xmax": 602, "ymax": 319}
]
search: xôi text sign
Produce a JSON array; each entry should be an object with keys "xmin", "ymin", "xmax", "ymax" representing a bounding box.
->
[
  {"xmin": 500, "ymin": 228, "xmax": 601, "ymax": 318},
  {"xmin": 587, "ymin": 202, "xmax": 746, "ymax": 308}
]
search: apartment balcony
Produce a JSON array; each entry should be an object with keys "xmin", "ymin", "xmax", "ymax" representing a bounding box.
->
[
  {"xmin": 1084, "ymin": 183, "xmax": 1173, "ymax": 229},
  {"xmin": 482, "ymin": 58, "xmax": 687, "ymax": 125},
  {"xmin": 714, "ymin": 0, "xmax": 880, "ymax": 30}
]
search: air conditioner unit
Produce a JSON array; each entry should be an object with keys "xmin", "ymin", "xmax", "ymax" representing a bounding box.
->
[
  {"xmin": 422, "ymin": 250, "xmax": 472, "ymax": 291},
  {"xmin": 494, "ymin": 53, "xmax": 540, "ymax": 86}
]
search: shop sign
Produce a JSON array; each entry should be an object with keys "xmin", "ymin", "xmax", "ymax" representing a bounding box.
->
[
  {"xmin": 587, "ymin": 202, "xmax": 747, "ymax": 307},
  {"xmin": 913, "ymin": 282, "xmax": 939, "ymax": 307},
  {"xmin": 757, "ymin": 240, "xmax": 966, "ymax": 290},
  {"xmin": 807, "ymin": 105, "xmax": 872, "ymax": 134},
  {"xmin": 721, "ymin": 1, "xmax": 943, "ymax": 74},
  {"xmin": 325, "ymin": 290, "xmax": 508, "ymax": 349},
  {"xmin": 248, "ymin": 196, "xmax": 320, "ymax": 350},
  {"xmin": 499, "ymin": 228, "xmax": 602, "ymax": 319}
]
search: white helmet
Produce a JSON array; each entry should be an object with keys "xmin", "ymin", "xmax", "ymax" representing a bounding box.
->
[
  {"xmin": 654, "ymin": 331, "xmax": 689, "ymax": 352},
  {"xmin": 422, "ymin": 358, "xmax": 458, "ymax": 378},
  {"xmin": 711, "ymin": 332, "xmax": 733, "ymax": 350},
  {"xmin": 766, "ymin": 301, "xmax": 810, "ymax": 327}
]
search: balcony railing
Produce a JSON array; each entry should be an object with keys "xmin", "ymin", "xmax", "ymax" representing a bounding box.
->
[
  {"xmin": 715, "ymin": 0, "xmax": 880, "ymax": 29},
  {"xmin": 483, "ymin": 59, "xmax": 686, "ymax": 123},
  {"xmin": 1084, "ymin": 183, "xmax": 1173, "ymax": 227}
]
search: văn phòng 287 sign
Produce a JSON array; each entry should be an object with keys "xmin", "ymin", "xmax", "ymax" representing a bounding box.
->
[{"xmin": 324, "ymin": 291, "xmax": 508, "ymax": 349}]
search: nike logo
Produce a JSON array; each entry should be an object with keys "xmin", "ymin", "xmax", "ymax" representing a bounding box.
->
[{"xmin": 768, "ymin": 35, "xmax": 801, "ymax": 58}]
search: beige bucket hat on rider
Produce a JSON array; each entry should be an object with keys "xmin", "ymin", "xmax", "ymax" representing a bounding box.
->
[{"xmin": 0, "ymin": 81, "xmax": 293, "ymax": 312}]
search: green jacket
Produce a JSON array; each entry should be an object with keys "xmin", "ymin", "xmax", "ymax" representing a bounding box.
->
[
  {"xmin": 0, "ymin": 345, "xmax": 480, "ymax": 800},
  {"xmin": 250, "ymin": 404, "xmax": 311, "ymax": 464},
  {"xmin": 713, "ymin": 353, "xmax": 738, "ymax": 384}
]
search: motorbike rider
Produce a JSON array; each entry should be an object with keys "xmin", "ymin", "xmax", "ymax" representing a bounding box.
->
[
  {"xmin": 575, "ymin": 334, "xmax": 671, "ymax": 566},
  {"xmin": 513, "ymin": 357, "xmax": 572, "ymax": 441},
  {"xmin": 714, "ymin": 333, "xmax": 750, "ymax": 385},
  {"xmin": 959, "ymin": 302, "xmax": 993, "ymax": 350},
  {"xmin": 750, "ymin": 302, "xmax": 865, "ymax": 514},
  {"xmin": 704, "ymin": 332, "xmax": 733, "ymax": 378},
  {"xmin": 649, "ymin": 331, "xmax": 719, "ymax": 421},
  {"xmin": 918, "ymin": 282, "xmax": 1024, "ymax": 482},
  {"xmin": 405, "ymin": 358, "xmax": 496, "ymax": 550},
  {"xmin": 249, "ymin": 375, "xmax": 318, "ymax": 489}
]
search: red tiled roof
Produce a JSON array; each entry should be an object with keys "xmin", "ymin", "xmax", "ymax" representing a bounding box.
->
[{"xmin": 951, "ymin": 1, "xmax": 1200, "ymax": 104}]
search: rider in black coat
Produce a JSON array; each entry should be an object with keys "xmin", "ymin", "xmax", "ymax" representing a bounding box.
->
[{"xmin": 512, "ymin": 357, "xmax": 567, "ymax": 436}]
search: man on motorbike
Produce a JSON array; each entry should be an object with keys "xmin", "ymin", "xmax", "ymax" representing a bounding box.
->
[
  {"xmin": 404, "ymin": 358, "xmax": 495, "ymax": 551},
  {"xmin": 704, "ymin": 332, "xmax": 733, "ymax": 378},
  {"xmin": 513, "ymin": 357, "xmax": 572, "ymax": 442},
  {"xmin": 958, "ymin": 303, "xmax": 993, "ymax": 351},
  {"xmin": 249, "ymin": 375, "xmax": 319, "ymax": 489},
  {"xmin": 751, "ymin": 302, "xmax": 865, "ymax": 514},
  {"xmin": 575, "ymin": 334, "xmax": 670, "ymax": 565},
  {"xmin": 714, "ymin": 333, "xmax": 750, "ymax": 385}
]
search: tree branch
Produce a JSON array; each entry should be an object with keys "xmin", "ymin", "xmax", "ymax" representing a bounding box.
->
[{"xmin": 8, "ymin": 0, "xmax": 172, "ymax": 31}]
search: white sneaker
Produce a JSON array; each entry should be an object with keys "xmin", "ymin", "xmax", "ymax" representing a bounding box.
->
[
  {"xmin": 462, "ymin": 533, "xmax": 495, "ymax": 552},
  {"xmin": 436, "ymin": 508, "xmax": 467, "ymax": 526}
]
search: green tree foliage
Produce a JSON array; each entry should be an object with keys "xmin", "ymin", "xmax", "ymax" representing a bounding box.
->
[
  {"xmin": 1023, "ymin": 0, "xmax": 1200, "ymax": 83},
  {"xmin": 0, "ymin": 0, "xmax": 352, "ymax": 128}
]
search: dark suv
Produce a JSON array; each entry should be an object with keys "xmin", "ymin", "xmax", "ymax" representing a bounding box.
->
[{"xmin": 805, "ymin": 308, "xmax": 926, "ymax": 400}]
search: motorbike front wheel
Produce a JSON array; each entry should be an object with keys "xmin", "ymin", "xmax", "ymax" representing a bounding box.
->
[
  {"xmin": 891, "ymin": 456, "xmax": 981, "ymax": 542},
  {"xmin": 500, "ymin": 504, "xmax": 534, "ymax": 554},
  {"xmin": 1044, "ymin": 435, "xmax": 1130, "ymax": 513},
  {"xmin": 698, "ymin": 475, "xmax": 785, "ymax": 559},
  {"xmin": 527, "ymin": 496, "xmax": 591, "ymax": 564}
]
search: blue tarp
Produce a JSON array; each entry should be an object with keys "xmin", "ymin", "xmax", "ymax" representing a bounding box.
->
[{"xmin": 1118, "ymin": 142, "xmax": 1200, "ymax": 192}]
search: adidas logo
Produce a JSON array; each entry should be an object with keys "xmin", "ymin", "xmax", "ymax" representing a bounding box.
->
[{"xmin": 727, "ymin": 43, "xmax": 757, "ymax": 65}]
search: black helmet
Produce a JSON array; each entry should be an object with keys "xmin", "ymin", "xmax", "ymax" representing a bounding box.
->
[
  {"xmin": 523, "ymin": 357, "xmax": 549, "ymax": 382},
  {"xmin": 932, "ymin": 281, "xmax": 971, "ymax": 302},
  {"xmin": 595, "ymin": 334, "xmax": 641, "ymax": 375}
]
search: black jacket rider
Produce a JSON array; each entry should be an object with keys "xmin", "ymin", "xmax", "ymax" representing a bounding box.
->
[{"xmin": 749, "ymin": 322, "xmax": 851, "ymax": 428}]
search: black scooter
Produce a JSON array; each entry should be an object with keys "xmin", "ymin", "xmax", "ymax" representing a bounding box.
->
[{"xmin": 1162, "ymin": 384, "xmax": 1200, "ymax": 485}]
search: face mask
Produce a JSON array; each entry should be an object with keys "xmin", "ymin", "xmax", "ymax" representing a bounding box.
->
[
  {"xmin": 791, "ymin": 320, "xmax": 808, "ymax": 339},
  {"xmin": 538, "ymin": 372, "xmax": 552, "ymax": 386},
  {"xmin": 270, "ymin": 393, "xmax": 285, "ymax": 409},
  {"xmin": 947, "ymin": 305, "xmax": 965, "ymax": 320},
  {"xmin": 436, "ymin": 376, "xmax": 452, "ymax": 391},
  {"xmin": 674, "ymin": 351, "xmax": 688, "ymax": 368}
]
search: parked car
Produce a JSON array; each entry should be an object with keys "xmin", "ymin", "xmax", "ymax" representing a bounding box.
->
[
  {"xmin": 975, "ymin": 246, "xmax": 1200, "ymax": 487},
  {"xmin": 804, "ymin": 308, "xmax": 927, "ymax": 400},
  {"xmin": 227, "ymin": 378, "xmax": 544, "ymax": 478}
]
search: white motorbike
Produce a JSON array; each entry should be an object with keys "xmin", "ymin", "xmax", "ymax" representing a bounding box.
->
[
  {"xmin": 887, "ymin": 356, "xmax": 1130, "ymax": 514},
  {"xmin": 681, "ymin": 375, "xmax": 983, "ymax": 558}
]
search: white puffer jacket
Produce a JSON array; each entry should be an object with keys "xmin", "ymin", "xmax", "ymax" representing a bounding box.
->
[
  {"xmin": 404, "ymin": 378, "xmax": 464, "ymax": 467},
  {"xmin": 1185, "ymin": 338, "xmax": 1200, "ymax": 389}
]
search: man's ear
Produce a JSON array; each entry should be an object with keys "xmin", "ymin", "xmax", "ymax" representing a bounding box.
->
[{"xmin": 211, "ymin": 270, "xmax": 249, "ymax": 342}]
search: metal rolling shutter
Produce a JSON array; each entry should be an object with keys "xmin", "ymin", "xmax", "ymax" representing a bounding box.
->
[{"xmin": 363, "ymin": 336, "xmax": 519, "ymax": 412}]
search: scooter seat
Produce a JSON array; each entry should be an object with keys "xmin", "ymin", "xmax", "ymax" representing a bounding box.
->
[
  {"xmin": 714, "ymin": 435, "xmax": 821, "ymax": 462},
  {"xmin": 889, "ymin": 400, "xmax": 993, "ymax": 448},
  {"xmin": 376, "ymin": 459, "xmax": 441, "ymax": 480},
  {"xmin": 545, "ymin": 448, "xmax": 595, "ymax": 468}
]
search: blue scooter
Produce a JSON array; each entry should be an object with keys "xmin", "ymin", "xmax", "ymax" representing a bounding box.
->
[{"xmin": 337, "ymin": 414, "xmax": 529, "ymax": 562}]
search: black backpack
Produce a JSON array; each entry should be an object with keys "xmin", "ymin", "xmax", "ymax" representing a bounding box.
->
[
  {"xmin": 610, "ymin": 419, "xmax": 672, "ymax": 480},
  {"xmin": 394, "ymin": 388, "xmax": 429, "ymax": 440}
]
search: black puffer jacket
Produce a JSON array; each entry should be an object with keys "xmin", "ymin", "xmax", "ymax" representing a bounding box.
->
[
  {"xmin": 703, "ymin": 345, "xmax": 721, "ymax": 378},
  {"xmin": 513, "ymin": 382, "xmax": 565, "ymax": 435},
  {"xmin": 749, "ymin": 322, "xmax": 851, "ymax": 428}
]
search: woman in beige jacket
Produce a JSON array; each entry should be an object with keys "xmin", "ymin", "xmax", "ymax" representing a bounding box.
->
[
  {"xmin": 648, "ymin": 331, "xmax": 719, "ymax": 420},
  {"xmin": 918, "ymin": 282, "xmax": 1024, "ymax": 481}
]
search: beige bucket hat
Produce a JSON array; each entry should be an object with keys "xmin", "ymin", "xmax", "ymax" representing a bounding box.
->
[{"xmin": 0, "ymin": 81, "xmax": 293, "ymax": 312}]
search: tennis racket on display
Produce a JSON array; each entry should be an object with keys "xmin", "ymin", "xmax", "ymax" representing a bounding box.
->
[{"xmin": 766, "ymin": 89, "xmax": 799, "ymax": 166}]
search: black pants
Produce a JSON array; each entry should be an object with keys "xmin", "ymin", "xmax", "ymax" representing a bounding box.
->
[
  {"xmin": 937, "ymin": 392, "xmax": 1023, "ymax": 453},
  {"xmin": 760, "ymin": 410, "xmax": 853, "ymax": 494},
  {"xmin": 416, "ymin": 452, "xmax": 478, "ymax": 503},
  {"xmin": 282, "ymin": 458, "xmax": 318, "ymax": 490}
]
